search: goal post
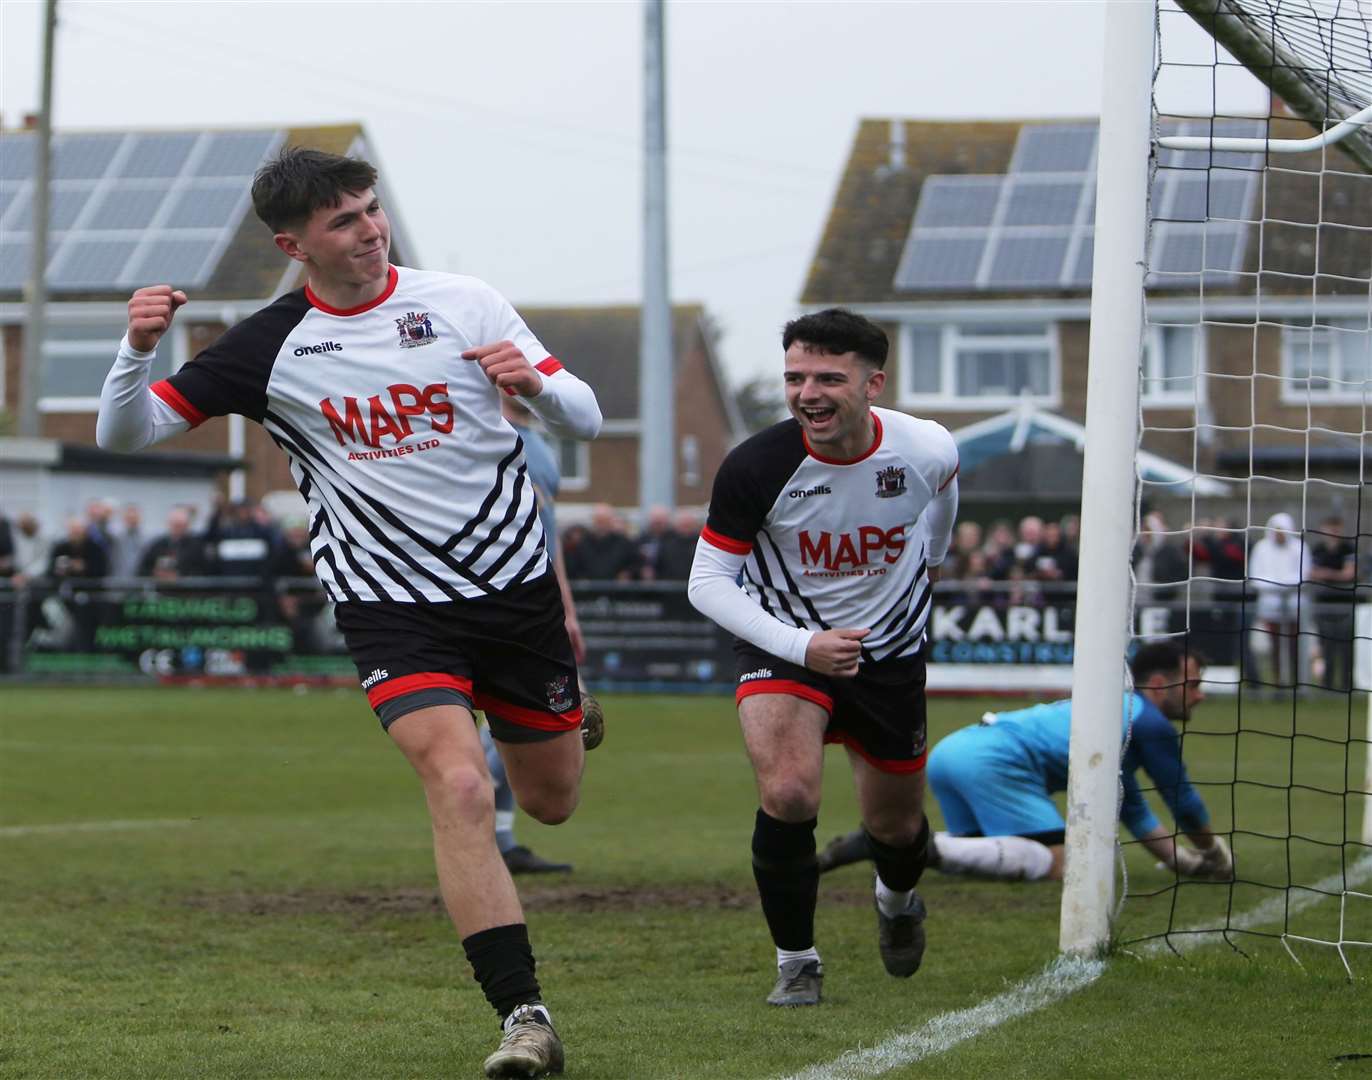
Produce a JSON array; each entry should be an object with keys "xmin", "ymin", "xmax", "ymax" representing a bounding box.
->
[
  {"xmin": 1063, "ymin": 0, "xmax": 1371, "ymax": 969},
  {"xmin": 1059, "ymin": 0, "xmax": 1158, "ymax": 956}
]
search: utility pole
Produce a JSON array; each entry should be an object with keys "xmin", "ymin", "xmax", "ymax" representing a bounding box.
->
[
  {"xmin": 18, "ymin": 0, "xmax": 58, "ymax": 438},
  {"xmin": 638, "ymin": 0, "xmax": 675, "ymax": 511}
]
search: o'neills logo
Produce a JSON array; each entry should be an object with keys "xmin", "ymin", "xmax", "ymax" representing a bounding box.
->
[
  {"xmin": 361, "ymin": 667, "xmax": 388, "ymax": 690},
  {"xmin": 320, "ymin": 381, "xmax": 454, "ymax": 448},
  {"xmin": 788, "ymin": 484, "xmax": 831, "ymax": 499},
  {"xmin": 295, "ymin": 341, "xmax": 343, "ymax": 356},
  {"xmin": 739, "ymin": 668, "xmax": 774, "ymax": 681}
]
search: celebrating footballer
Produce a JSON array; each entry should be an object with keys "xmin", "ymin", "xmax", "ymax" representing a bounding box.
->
[{"xmin": 688, "ymin": 308, "xmax": 959, "ymax": 1006}]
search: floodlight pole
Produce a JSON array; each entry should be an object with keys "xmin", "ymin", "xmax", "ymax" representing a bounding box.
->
[
  {"xmin": 1059, "ymin": 0, "xmax": 1154, "ymax": 956},
  {"xmin": 18, "ymin": 0, "xmax": 58, "ymax": 438},
  {"xmin": 638, "ymin": 0, "xmax": 675, "ymax": 512}
]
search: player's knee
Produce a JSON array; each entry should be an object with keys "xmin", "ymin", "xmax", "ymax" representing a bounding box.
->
[
  {"xmin": 759, "ymin": 777, "xmax": 821, "ymax": 822},
  {"xmin": 516, "ymin": 781, "xmax": 580, "ymax": 826},
  {"xmin": 425, "ymin": 760, "xmax": 494, "ymax": 818},
  {"xmin": 863, "ymin": 811, "xmax": 923, "ymax": 848}
]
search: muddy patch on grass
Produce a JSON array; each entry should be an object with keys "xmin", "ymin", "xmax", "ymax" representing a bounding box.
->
[
  {"xmin": 182, "ymin": 882, "xmax": 899, "ymax": 919},
  {"xmin": 183, "ymin": 878, "xmax": 1048, "ymax": 920}
]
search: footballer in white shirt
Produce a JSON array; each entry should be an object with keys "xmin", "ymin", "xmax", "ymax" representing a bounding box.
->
[{"xmin": 688, "ymin": 308, "xmax": 958, "ymax": 1007}]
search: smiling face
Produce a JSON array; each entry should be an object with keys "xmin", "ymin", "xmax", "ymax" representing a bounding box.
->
[
  {"xmin": 783, "ymin": 343, "xmax": 885, "ymax": 460},
  {"xmin": 274, "ymin": 187, "xmax": 391, "ymax": 296}
]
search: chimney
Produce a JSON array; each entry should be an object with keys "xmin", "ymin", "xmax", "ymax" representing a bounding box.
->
[
  {"xmin": 888, "ymin": 119, "xmax": 906, "ymax": 171},
  {"xmin": 23, "ymin": 112, "xmax": 40, "ymax": 130}
]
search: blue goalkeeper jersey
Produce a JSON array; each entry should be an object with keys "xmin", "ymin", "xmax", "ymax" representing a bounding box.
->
[{"xmin": 986, "ymin": 693, "xmax": 1209, "ymax": 838}]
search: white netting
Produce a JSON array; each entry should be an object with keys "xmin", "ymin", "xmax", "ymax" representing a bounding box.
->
[{"xmin": 1116, "ymin": 0, "xmax": 1372, "ymax": 976}]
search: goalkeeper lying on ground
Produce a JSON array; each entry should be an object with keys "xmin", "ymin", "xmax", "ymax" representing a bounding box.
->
[{"xmin": 818, "ymin": 640, "xmax": 1233, "ymax": 882}]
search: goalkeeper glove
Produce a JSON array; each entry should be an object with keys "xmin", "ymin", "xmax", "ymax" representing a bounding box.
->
[
  {"xmin": 1169, "ymin": 843, "xmax": 1207, "ymax": 876},
  {"xmin": 1196, "ymin": 836, "xmax": 1233, "ymax": 881}
]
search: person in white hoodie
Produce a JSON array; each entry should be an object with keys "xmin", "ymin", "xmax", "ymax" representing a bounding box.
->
[{"xmin": 1247, "ymin": 512, "xmax": 1312, "ymax": 689}]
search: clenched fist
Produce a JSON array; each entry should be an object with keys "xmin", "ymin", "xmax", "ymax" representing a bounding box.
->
[
  {"xmin": 127, "ymin": 285, "xmax": 187, "ymax": 352},
  {"xmin": 804, "ymin": 627, "xmax": 869, "ymax": 677},
  {"xmin": 462, "ymin": 340, "xmax": 543, "ymax": 397}
]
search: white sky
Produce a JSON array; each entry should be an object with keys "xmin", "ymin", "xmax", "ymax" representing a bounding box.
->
[{"xmin": 0, "ymin": 1, "xmax": 1263, "ymax": 389}]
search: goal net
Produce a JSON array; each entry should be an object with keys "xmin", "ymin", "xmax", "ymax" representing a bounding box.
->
[{"xmin": 1114, "ymin": 0, "xmax": 1371, "ymax": 974}]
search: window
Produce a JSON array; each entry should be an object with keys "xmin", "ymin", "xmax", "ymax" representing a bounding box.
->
[
  {"xmin": 1281, "ymin": 321, "xmax": 1369, "ymax": 403},
  {"xmin": 1142, "ymin": 324, "xmax": 1203, "ymax": 405},
  {"xmin": 900, "ymin": 322, "xmax": 1058, "ymax": 409},
  {"xmin": 38, "ymin": 321, "xmax": 178, "ymax": 411},
  {"xmin": 551, "ymin": 436, "xmax": 590, "ymax": 491}
]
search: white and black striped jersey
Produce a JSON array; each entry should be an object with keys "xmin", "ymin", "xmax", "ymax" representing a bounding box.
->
[
  {"xmin": 688, "ymin": 408, "xmax": 958, "ymax": 664},
  {"xmin": 98, "ymin": 266, "xmax": 601, "ymax": 603}
]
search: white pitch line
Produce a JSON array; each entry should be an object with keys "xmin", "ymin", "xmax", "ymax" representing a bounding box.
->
[
  {"xmin": 0, "ymin": 818, "xmax": 195, "ymax": 838},
  {"xmin": 1141, "ymin": 852, "xmax": 1372, "ymax": 956},
  {"xmin": 777, "ymin": 954, "xmax": 1106, "ymax": 1080}
]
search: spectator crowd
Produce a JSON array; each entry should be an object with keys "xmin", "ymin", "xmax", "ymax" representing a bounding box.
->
[{"xmin": 0, "ymin": 499, "xmax": 1361, "ymax": 690}]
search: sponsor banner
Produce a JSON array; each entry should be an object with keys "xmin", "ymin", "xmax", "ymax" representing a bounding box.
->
[{"xmin": 572, "ymin": 583, "xmax": 735, "ymax": 687}]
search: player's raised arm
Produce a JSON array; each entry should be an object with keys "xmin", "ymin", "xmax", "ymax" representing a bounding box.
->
[
  {"xmin": 462, "ymin": 341, "xmax": 601, "ymax": 441},
  {"xmin": 97, "ymin": 286, "xmax": 193, "ymax": 452}
]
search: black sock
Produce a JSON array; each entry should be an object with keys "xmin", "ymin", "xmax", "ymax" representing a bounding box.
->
[
  {"xmin": 462, "ymin": 923, "xmax": 541, "ymax": 1024},
  {"xmin": 751, "ymin": 808, "xmax": 819, "ymax": 952},
  {"xmin": 865, "ymin": 817, "xmax": 930, "ymax": 893}
]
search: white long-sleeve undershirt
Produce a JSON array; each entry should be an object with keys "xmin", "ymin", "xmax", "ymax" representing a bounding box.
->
[
  {"xmin": 686, "ymin": 537, "xmax": 815, "ymax": 667},
  {"xmin": 96, "ymin": 336, "xmax": 190, "ymax": 452},
  {"xmin": 520, "ymin": 369, "xmax": 601, "ymax": 441},
  {"xmin": 921, "ymin": 475, "xmax": 959, "ymax": 568}
]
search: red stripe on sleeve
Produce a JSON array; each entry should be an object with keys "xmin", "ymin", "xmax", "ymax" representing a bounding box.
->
[
  {"xmin": 366, "ymin": 672, "xmax": 473, "ymax": 709},
  {"xmin": 535, "ymin": 357, "xmax": 564, "ymax": 376},
  {"xmin": 938, "ymin": 463, "xmax": 960, "ymax": 493},
  {"xmin": 701, "ymin": 525, "xmax": 753, "ymax": 556},
  {"xmin": 150, "ymin": 379, "xmax": 208, "ymax": 428}
]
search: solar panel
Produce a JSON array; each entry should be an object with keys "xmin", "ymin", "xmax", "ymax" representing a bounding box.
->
[
  {"xmin": 52, "ymin": 134, "xmax": 124, "ymax": 180},
  {"xmin": 1002, "ymin": 179, "xmax": 1085, "ymax": 227},
  {"xmin": 0, "ymin": 127, "xmax": 285, "ymax": 293},
  {"xmin": 48, "ymin": 238, "xmax": 141, "ymax": 289},
  {"xmin": 1009, "ymin": 124, "xmax": 1097, "ymax": 173},
  {"xmin": 120, "ymin": 133, "xmax": 200, "ymax": 179},
  {"xmin": 895, "ymin": 120, "xmax": 1259, "ymax": 295},
  {"xmin": 130, "ymin": 236, "xmax": 219, "ymax": 285},
  {"xmin": 84, "ymin": 185, "xmax": 169, "ymax": 231},
  {"xmin": 0, "ymin": 239, "xmax": 29, "ymax": 290},
  {"xmin": 985, "ymin": 234, "xmax": 1072, "ymax": 287},
  {"xmin": 162, "ymin": 184, "xmax": 245, "ymax": 229},
  {"xmin": 893, "ymin": 234, "xmax": 987, "ymax": 289},
  {"xmin": 912, "ymin": 177, "xmax": 1001, "ymax": 228},
  {"xmin": 194, "ymin": 131, "xmax": 277, "ymax": 177},
  {"xmin": 0, "ymin": 136, "xmax": 36, "ymax": 181}
]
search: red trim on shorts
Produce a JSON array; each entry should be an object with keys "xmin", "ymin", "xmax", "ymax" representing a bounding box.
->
[
  {"xmin": 803, "ymin": 412, "xmax": 883, "ymax": 465},
  {"xmin": 824, "ymin": 730, "xmax": 927, "ymax": 774},
  {"xmin": 366, "ymin": 671, "xmax": 472, "ymax": 710},
  {"xmin": 938, "ymin": 462, "xmax": 960, "ymax": 492},
  {"xmin": 475, "ymin": 691, "xmax": 582, "ymax": 733},
  {"xmin": 701, "ymin": 526, "xmax": 753, "ymax": 555},
  {"xmin": 306, "ymin": 265, "xmax": 398, "ymax": 315},
  {"xmin": 736, "ymin": 678, "xmax": 833, "ymax": 713},
  {"xmin": 535, "ymin": 357, "xmax": 564, "ymax": 375},
  {"xmin": 150, "ymin": 379, "xmax": 206, "ymax": 427}
]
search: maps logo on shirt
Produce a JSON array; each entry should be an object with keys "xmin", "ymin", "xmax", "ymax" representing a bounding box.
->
[
  {"xmin": 875, "ymin": 465, "xmax": 906, "ymax": 499},
  {"xmin": 396, "ymin": 311, "xmax": 437, "ymax": 349}
]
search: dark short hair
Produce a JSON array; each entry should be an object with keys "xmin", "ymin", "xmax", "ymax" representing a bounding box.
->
[
  {"xmin": 251, "ymin": 146, "xmax": 379, "ymax": 232},
  {"xmin": 1130, "ymin": 640, "xmax": 1206, "ymax": 686},
  {"xmin": 782, "ymin": 308, "xmax": 889, "ymax": 369}
]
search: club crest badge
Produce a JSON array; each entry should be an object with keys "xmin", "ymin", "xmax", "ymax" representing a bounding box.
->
[
  {"xmin": 396, "ymin": 311, "xmax": 437, "ymax": 349},
  {"xmin": 875, "ymin": 465, "xmax": 906, "ymax": 498},
  {"xmin": 545, "ymin": 675, "xmax": 574, "ymax": 713}
]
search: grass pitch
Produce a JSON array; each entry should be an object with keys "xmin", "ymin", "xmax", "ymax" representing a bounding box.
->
[{"xmin": 1, "ymin": 687, "xmax": 1367, "ymax": 1079}]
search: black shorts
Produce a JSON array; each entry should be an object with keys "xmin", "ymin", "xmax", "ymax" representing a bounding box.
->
[
  {"xmin": 334, "ymin": 570, "xmax": 581, "ymax": 742},
  {"xmin": 734, "ymin": 640, "xmax": 928, "ymax": 774}
]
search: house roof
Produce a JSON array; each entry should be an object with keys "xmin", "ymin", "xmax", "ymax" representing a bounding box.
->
[
  {"xmin": 0, "ymin": 122, "xmax": 413, "ymax": 303},
  {"xmin": 801, "ymin": 115, "xmax": 1371, "ymax": 305},
  {"xmin": 951, "ymin": 398, "xmax": 1232, "ymax": 496},
  {"xmin": 518, "ymin": 303, "xmax": 742, "ymax": 434}
]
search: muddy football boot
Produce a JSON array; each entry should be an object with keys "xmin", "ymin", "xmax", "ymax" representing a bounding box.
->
[
  {"xmin": 483, "ymin": 1004, "xmax": 564, "ymax": 1078},
  {"xmin": 766, "ymin": 958, "xmax": 823, "ymax": 1006}
]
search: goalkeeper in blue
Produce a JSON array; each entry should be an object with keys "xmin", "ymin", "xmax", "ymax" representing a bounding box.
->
[{"xmin": 818, "ymin": 641, "xmax": 1233, "ymax": 882}]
